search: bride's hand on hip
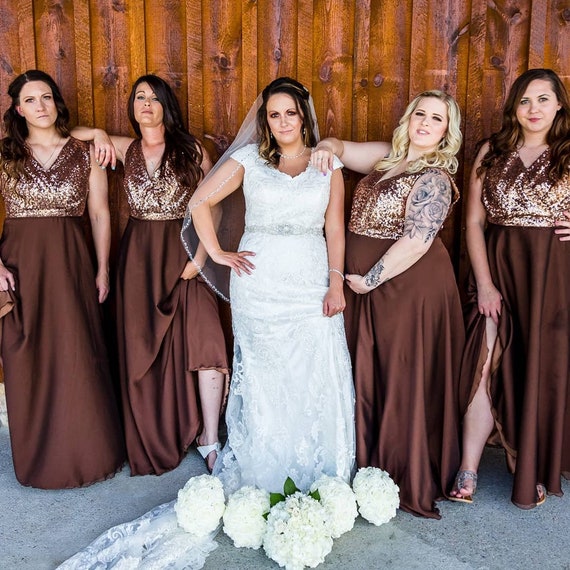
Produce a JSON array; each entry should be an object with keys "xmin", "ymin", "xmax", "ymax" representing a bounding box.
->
[
  {"xmin": 211, "ymin": 249, "xmax": 256, "ymax": 276},
  {"xmin": 323, "ymin": 285, "xmax": 346, "ymax": 317}
]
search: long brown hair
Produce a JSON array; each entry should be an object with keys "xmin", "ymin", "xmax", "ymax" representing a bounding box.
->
[
  {"xmin": 127, "ymin": 75, "xmax": 204, "ymax": 189},
  {"xmin": 0, "ymin": 70, "xmax": 70, "ymax": 179},
  {"xmin": 478, "ymin": 69, "xmax": 570, "ymax": 182}
]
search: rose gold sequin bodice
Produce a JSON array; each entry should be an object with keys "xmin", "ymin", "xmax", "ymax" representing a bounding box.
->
[
  {"xmin": 123, "ymin": 140, "xmax": 194, "ymax": 220},
  {"xmin": 482, "ymin": 149, "xmax": 570, "ymax": 227},
  {"xmin": 348, "ymin": 167, "xmax": 458, "ymax": 239},
  {"xmin": 0, "ymin": 137, "xmax": 90, "ymax": 218}
]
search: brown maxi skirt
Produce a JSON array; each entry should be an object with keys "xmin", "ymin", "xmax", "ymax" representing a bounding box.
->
[
  {"xmin": 0, "ymin": 217, "xmax": 125, "ymax": 489},
  {"xmin": 116, "ymin": 217, "xmax": 229, "ymax": 476},
  {"xmin": 345, "ymin": 231, "xmax": 465, "ymax": 519},
  {"xmin": 460, "ymin": 224, "xmax": 570, "ymax": 508}
]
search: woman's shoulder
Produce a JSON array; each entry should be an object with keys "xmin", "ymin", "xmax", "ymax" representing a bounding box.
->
[{"xmin": 230, "ymin": 143, "xmax": 258, "ymax": 164}]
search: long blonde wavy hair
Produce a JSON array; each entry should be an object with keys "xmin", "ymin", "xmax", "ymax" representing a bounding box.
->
[{"xmin": 375, "ymin": 90, "xmax": 462, "ymax": 174}]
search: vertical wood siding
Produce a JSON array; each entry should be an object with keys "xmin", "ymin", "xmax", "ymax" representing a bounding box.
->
[{"xmin": 0, "ymin": 0, "xmax": 569, "ymax": 283}]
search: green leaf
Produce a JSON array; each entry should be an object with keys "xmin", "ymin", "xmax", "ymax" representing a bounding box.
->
[
  {"xmin": 309, "ymin": 489, "xmax": 321, "ymax": 501},
  {"xmin": 270, "ymin": 492, "xmax": 285, "ymax": 508},
  {"xmin": 283, "ymin": 477, "xmax": 300, "ymax": 496}
]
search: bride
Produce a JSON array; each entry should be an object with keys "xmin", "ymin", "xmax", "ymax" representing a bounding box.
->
[
  {"xmin": 59, "ymin": 77, "xmax": 355, "ymax": 568},
  {"xmin": 188, "ymin": 76, "xmax": 355, "ymax": 494}
]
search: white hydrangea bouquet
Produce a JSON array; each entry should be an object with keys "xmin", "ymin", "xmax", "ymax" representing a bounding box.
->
[{"xmin": 174, "ymin": 468, "xmax": 399, "ymax": 570}]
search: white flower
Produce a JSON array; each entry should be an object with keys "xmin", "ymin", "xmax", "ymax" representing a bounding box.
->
[
  {"xmin": 223, "ymin": 486, "xmax": 270, "ymax": 549},
  {"xmin": 263, "ymin": 492, "xmax": 333, "ymax": 570},
  {"xmin": 174, "ymin": 474, "xmax": 225, "ymax": 538},
  {"xmin": 352, "ymin": 467, "xmax": 399, "ymax": 526},
  {"xmin": 310, "ymin": 475, "xmax": 357, "ymax": 538}
]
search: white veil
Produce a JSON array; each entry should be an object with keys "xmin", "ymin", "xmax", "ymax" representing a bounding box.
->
[{"xmin": 181, "ymin": 79, "xmax": 320, "ymax": 301}]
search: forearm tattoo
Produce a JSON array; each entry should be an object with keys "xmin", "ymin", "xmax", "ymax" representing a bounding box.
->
[
  {"xmin": 403, "ymin": 169, "xmax": 452, "ymax": 243},
  {"xmin": 364, "ymin": 257, "xmax": 385, "ymax": 288},
  {"xmin": 363, "ymin": 170, "xmax": 452, "ymax": 289}
]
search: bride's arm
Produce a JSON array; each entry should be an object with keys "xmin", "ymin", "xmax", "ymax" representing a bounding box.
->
[
  {"xmin": 322, "ymin": 169, "xmax": 346, "ymax": 317},
  {"xmin": 190, "ymin": 159, "xmax": 255, "ymax": 275}
]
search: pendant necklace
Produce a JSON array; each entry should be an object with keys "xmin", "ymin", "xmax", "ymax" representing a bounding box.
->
[
  {"xmin": 280, "ymin": 145, "xmax": 307, "ymax": 159},
  {"xmin": 32, "ymin": 137, "xmax": 62, "ymax": 169}
]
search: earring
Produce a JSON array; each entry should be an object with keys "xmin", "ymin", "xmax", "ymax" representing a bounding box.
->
[
  {"xmin": 302, "ymin": 127, "xmax": 306, "ymax": 137},
  {"xmin": 270, "ymin": 132, "xmax": 274, "ymax": 140}
]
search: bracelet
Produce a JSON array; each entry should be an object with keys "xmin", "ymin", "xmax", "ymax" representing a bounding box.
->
[{"xmin": 328, "ymin": 268, "xmax": 345, "ymax": 281}]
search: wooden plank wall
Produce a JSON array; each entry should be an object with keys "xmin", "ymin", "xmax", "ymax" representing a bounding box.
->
[{"xmin": 0, "ymin": 0, "xmax": 569, "ymax": 285}]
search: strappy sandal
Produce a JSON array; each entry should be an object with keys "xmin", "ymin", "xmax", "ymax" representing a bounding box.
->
[
  {"xmin": 449, "ymin": 470, "xmax": 478, "ymax": 504},
  {"xmin": 196, "ymin": 439, "xmax": 221, "ymax": 473}
]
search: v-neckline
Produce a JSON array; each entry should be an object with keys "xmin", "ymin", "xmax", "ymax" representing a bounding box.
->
[
  {"xmin": 30, "ymin": 137, "xmax": 71, "ymax": 172},
  {"xmin": 515, "ymin": 147, "xmax": 549, "ymax": 170}
]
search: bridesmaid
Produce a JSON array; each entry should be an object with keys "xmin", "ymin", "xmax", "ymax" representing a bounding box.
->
[
  {"xmin": 0, "ymin": 70, "xmax": 125, "ymax": 488},
  {"xmin": 312, "ymin": 90, "xmax": 465, "ymax": 518},
  {"xmin": 77, "ymin": 75, "xmax": 229, "ymax": 474},
  {"xmin": 450, "ymin": 68, "xmax": 570, "ymax": 508}
]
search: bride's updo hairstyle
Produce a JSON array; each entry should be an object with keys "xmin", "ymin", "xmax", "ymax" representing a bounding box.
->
[{"xmin": 256, "ymin": 77, "xmax": 318, "ymax": 167}]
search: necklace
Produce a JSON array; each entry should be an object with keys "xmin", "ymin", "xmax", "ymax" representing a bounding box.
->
[
  {"xmin": 31, "ymin": 137, "xmax": 62, "ymax": 169},
  {"xmin": 147, "ymin": 156, "xmax": 161, "ymax": 175},
  {"xmin": 279, "ymin": 145, "xmax": 307, "ymax": 159}
]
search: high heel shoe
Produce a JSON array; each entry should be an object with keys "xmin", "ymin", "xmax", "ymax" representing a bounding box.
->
[
  {"xmin": 536, "ymin": 484, "xmax": 546, "ymax": 507},
  {"xmin": 449, "ymin": 470, "xmax": 478, "ymax": 504},
  {"xmin": 196, "ymin": 439, "xmax": 221, "ymax": 473}
]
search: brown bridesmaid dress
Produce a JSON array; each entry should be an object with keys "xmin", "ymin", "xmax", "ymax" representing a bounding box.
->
[
  {"xmin": 0, "ymin": 137, "xmax": 125, "ymax": 489},
  {"xmin": 460, "ymin": 149, "xmax": 570, "ymax": 508},
  {"xmin": 345, "ymin": 167, "xmax": 465, "ymax": 519},
  {"xmin": 117, "ymin": 140, "xmax": 229, "ymax": 476}
]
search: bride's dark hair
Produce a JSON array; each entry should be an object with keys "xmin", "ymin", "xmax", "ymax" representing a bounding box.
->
[{"xmin": 256, "ymin": 77, "xmax": 318, "ymax": 166}]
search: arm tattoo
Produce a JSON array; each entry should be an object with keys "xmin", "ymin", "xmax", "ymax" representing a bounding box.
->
[
  {"xmin": 403, "ymin": 170, "xmax": 452, "ymax": 243},
  {"xmin": 363, "ymin": 170, "xmax": 452, "ymax": 289},
  {"xmin": 364, "ymin": 257, "xmax": 385, "ymax": 288}
]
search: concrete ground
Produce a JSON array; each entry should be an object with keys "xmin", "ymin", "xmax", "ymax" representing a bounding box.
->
[{"xmin": 1, "ymin": 425, "xmax": 569, "ymax": 570}]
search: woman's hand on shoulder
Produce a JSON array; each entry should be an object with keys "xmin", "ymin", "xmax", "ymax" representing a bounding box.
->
[
  {"xmin": 95, "ymin": 269, "xmax": 110, "ymax": 303},
  {"xmin": 91, "ymin": 129, "xmax": 117, "ymax": 169},
  {"xmin": 323, "ymin": 282, "xmax": 346, "ymax": 317},
  {"xmin": 211, "ymin": 249, "xmax": 256, "ymax": 276},
  {"xmin": 180, "ymin": 260, "xmax": 200, "ymax": 280},
  {"xmin": 476, "ymin": 283, "xmax": 502, "ymax": 325},
  {"xmin": 554, "ymin": 210, "xmax": 570, "ymax": 241},
  {"xmin": 0, "ymin": 264, "xmax": 15, "ymax": 292},
  {"xmin": 311, "ymin": 140, "xmax": 338, "ymax": 174}
]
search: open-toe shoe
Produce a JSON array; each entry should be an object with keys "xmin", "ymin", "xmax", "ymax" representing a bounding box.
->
[{"xmin": 449, "ymin": 470, "xmax": 478, "ymax": 504}]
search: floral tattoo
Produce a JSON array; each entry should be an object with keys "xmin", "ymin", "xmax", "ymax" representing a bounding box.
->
[
  {"xmin": 403, "ymin": 170, "xmax": 452, "ymax": 242},
  {"xmin": 364, "ymin": 170, "xmax": 452, "ymax": 289}
]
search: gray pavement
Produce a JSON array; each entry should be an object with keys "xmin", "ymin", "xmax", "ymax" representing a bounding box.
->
[{"xmin": 1, "ymin": 425, "xmax": 569, "ymax": 569}]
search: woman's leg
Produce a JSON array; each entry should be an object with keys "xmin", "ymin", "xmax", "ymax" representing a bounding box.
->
[
  {"xmin": 196, "ymin": 369, "xmax": 225, "ymax": 471},
  {"xmin": 451, "ymin": 317, "xmax": 498, "ymax": 499}
]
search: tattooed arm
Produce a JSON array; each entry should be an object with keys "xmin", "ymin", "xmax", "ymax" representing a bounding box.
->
[{"xmin": 346, "ymin": 169, "xmax": 453, "ymax": 294}]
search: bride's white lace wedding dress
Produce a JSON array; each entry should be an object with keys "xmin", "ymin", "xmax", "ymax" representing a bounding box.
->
[
  {"xmin": 214, "ymin": 144, "xmax": 355, "ymax": 493},
  {"xmin": 58, "ymin": 144, "xmax": 355, "ymax": 569}
]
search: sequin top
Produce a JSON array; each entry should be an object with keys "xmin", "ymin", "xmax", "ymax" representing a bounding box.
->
[
  {"xmin": 348, "ymin": 167, "xmax": 458, "ymax": 239},
  {"xmin": 482, "ymin": 149, "xmax": 570, "ymax": 227},
  {"xmin": 0, "ymin": 137, "xmax": 90, "ymax": 218},
  {"xmin": 123, "ymin": 139, "xmax": 195, "ymax": 220}
]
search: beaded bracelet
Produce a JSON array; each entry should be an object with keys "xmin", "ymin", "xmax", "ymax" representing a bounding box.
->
[{"xmin": 328, "ymin": 268, "xmax": 345, "ymax": 281}]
